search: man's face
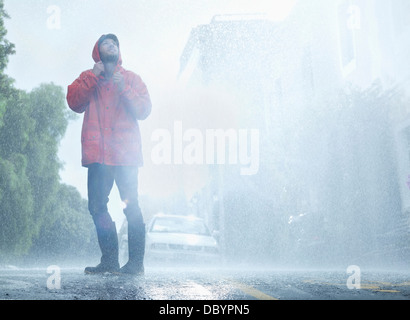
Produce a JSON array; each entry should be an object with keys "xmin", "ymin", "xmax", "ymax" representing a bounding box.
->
[{"xmin": 99, "ymin": 38, "xmax": 119, "ymax": 63}]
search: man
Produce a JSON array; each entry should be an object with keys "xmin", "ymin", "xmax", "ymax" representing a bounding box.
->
[{"xmin": 67, "ymin": 34, "xmax": 152, "ymax": 275}]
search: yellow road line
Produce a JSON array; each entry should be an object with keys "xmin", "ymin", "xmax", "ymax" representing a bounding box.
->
[
  {"xmin": 304, "ymin": 279, "xmax": 403, "ymax": 293},
  {"xmin": 230, "ymin": 281, "xmax": 279, "ymax": 300}
]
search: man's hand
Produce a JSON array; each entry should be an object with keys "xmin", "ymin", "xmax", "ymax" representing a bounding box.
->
[
  {"xmin": 92, "ymin": 61, "xmax": 105, "ymax": 77},
  {"xmin": 113, "ymin": 72, "xmax": 125, "ymax": 91}
]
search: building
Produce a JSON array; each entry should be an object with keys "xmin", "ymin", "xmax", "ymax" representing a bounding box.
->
[{"xmin": 178, "ymin": 0, "xmax": 410, "ymax": 267}]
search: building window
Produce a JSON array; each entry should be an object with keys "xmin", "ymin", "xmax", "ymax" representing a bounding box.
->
[{"xmin": 337, "ymin": 0, "xmax": 359, "ymax": 77}]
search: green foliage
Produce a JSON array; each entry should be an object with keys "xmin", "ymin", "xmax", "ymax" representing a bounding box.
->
[
  {"xmin": 0, "ymin": 155, "xmax": 34, "ymax": 255},
  {"xmin": 0, "ymin": 82, "xmax": 96, "ymax": 262},
  {"xmin": 0, "ymin": 1, "xmax": 14, "ymax": 74},
  {"xmin": 0, "ymin": 0, "xmax": 15, "ymax": 123},
  {"xmin": 28, "ymin": 184, "xmax": 99, "ymax": 263},
  {"xmin": 25, "ymin": 84, "xmax": 70, "ymax": 231},
  {"xmin": 0, "ymin": 1, "xmax": 95, "ymax": 263}
]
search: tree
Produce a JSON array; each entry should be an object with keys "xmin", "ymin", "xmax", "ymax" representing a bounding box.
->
[
  {"xmin": 0, "ymin": 2, "xmax": 30, "ymax": 258},
  {"xmin": 0, "ymin": 155, "xmax": 34, "ymax": 255},
  {"xmin": 0, "ymin": 0, "xmax": 97, "ymax": 264},
  {"xmin": 0, "ymin": 84, "xmax": 71, "ymax": 259},
  {"xmin": 25, "ymin": 84, "xmax": 73, "ymax": 234},
  {"xmin": 0, "ymin": 0, "xmax": 15, "ymax": 121},
  {"xmin": 27, "ymin": 184, "xmax": 99, "ymax": 264}
]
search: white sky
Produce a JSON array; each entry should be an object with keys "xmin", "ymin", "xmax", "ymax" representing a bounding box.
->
[{"xmin": 3, "ymin": 0, "xmax": 296, "ymax": 225}]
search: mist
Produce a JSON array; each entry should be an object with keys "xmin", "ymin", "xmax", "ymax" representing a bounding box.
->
[{"xmin": 2, "ymin": 0, "xmax": 410, "ymax": 271}]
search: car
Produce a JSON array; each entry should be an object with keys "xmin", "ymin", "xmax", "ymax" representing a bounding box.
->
[{"xmin": 144, "ymin": 214, "xmax": 220, "ymax": 265}]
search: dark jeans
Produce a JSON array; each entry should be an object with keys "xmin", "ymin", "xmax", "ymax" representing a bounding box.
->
[
  {"xmin": 87, "ymin": 163, "xmax": 144, "ymax": 227},
  {"xmin": 87, "ymin": 163, "xmax": 145, "ymax": 266}
]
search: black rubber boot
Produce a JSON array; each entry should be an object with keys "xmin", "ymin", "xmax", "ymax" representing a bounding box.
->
[
  {"xmin": 120, "ymin": 222, "xmax": 145, "ymax": 275},
  {"xmin": 85, "ymin": 221, "xmax": 120, "ymax": 274}
]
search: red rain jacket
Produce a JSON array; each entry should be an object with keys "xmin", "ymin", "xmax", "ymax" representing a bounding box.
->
[{"xmin": 67, "ymin": 37, "xmax": 152, "ymax": 167}]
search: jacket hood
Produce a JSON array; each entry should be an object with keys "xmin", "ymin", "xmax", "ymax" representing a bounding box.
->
[{"xmin": 92, "ymin": 34, "xmax": 122, "ymax": 65}]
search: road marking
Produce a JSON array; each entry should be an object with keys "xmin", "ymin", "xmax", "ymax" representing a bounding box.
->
[
  {"xmin": 304, "ymin": 279, "xmax": 404, "ymax": 294},
  {"xmin": 394, "ymin": 281, "xmax": 410, "ymax": 287},
  {"xmin": 230, "ymin": 281, "xmax": 279, "ymax": 300}
]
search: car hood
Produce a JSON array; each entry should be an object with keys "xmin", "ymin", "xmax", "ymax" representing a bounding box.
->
[{"xmin": 146, "ymin": 232, "xmax": 218, "ymax": 247}]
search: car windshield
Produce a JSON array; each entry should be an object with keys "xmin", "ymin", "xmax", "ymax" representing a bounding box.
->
[{"xmin": 150, "ymin": 217, "xmax": 211, "ymax": 236}]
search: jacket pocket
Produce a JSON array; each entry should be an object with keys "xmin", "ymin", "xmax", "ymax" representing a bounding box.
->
[
  {"xmin": 112, "ymin": 129, "xmax": 140, "ymax": 163},
  {"xmin": 81, "ymin": 129, "xmax": 101, "ymax": 162}
]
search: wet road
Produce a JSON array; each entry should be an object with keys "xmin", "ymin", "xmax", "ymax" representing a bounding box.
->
[{"xmin": 1, "ymin": 265, "xmax": 410, "ymax": 302}]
